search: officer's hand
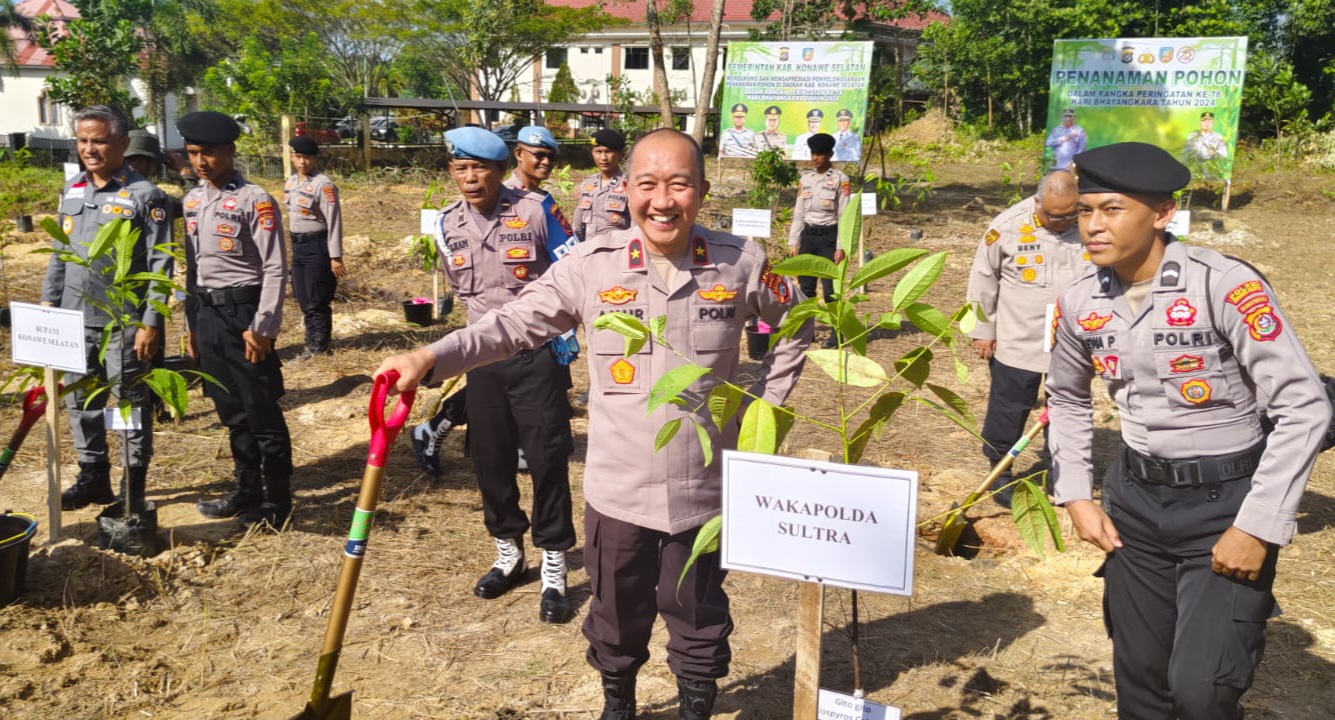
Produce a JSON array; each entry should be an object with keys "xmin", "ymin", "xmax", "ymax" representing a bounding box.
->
[
  {"xmin": 242, "ymin": 330, "xmax": 272, "ymax": 364},
  {"xmin": 972, "ymin": 338, "xmax": 996, "ymax": 361},
  {"xmin": 1066, "ymin": 500, "xmax": 1122, "ymax": 553},
  {"xmin": 186, "ymin": 331, "xmax": 199, "ymax": 361},
  {"xmin": 1211, "ymin": 526, "xmax": 1268, "ymax": 582},
  {"xmin": 833, "ymin": 249, "xmax": 846, "ymax": 265},
  {"xmin": 134, "ymin": 325, "xmax": 160, "ymax": 362},
  {"xmin": 331, "ymin": 258, "xmax": 347, "ymax": 279},
  {"xmin": 789, "ymin": 246, "xmax": 799, "ymax": 257},
  {"xmin": 374, "ymin": 348, "xmax": 436, "ymax": 395}
]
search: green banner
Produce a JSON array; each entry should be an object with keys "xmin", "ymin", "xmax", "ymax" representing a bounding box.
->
[
  {"xmin": 1047, "ymin": 37, "xmax": 1248, "ymax": 182},
  {"xmin": 719, "ymin": 41, "xmax": 873, "ymax": 162}
]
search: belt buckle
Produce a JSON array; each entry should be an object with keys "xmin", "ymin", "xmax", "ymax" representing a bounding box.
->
[{"xmin": 1170, "ymin": 461, "xmax": 1202, "ymax": 488}]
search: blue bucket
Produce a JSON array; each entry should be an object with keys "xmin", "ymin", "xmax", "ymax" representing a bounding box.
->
[{"xmin": 0, "ymin": 512, "xmax": 37, "ymax": 605}]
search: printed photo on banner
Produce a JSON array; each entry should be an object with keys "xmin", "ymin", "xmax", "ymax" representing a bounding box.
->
[
  {"xmin": 1046, "ymin": 36, "xmax": 1247, "ymax": 183},
  {"xmin": 719, "ymin": 41, "xmax": 873, "ymax": 162}
]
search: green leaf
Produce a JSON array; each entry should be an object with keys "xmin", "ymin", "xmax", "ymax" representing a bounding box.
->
[
  {"xmin": 831, "ymin": 300, "xmax": 867, "ymax": 355},
  {"xmin": 776, "ymin": 299, "xmax": 827, "ymax": 339},
  {"xmin": 894, "ymin": 347, "xmax": 933, "ymax": 387},
  {"xmin": 891, "ymin": 251, "xmax": 947, "ymax": 311},
  {"xmin": 927, "ymin": 383, "xmax": 974, "ymax": 425},
  {"xmin": 738, "ymin": 398, "xmax": 779, "ymax": 454},
  {"xmin": 877, "ymin": 312, "xmax": 901, "ymax": 331},
  {"xmin": 1011, "ymin": 476, "xmax": 1065, "ymax": 556},
  {"xmin": 654, "ymin": 417, "xmax": 683, "ymax": 452},
  {"xmin": 707, "ymin": 384, "xmax": 744, "ymax": 430},
  {"xmin": 958, "ymin": 303, "xmax": 980, "ymax": 334},
  {"xmin": 39, "ymin": 216, "xmax": 69, "ymax": 245},
  {"xmin": 647, "ymin": 364, "xmax": 711, "ymax": 413},
  {"xmin": 676, "ymin": 515, "xmax": 723, "ymax": 594},
  {"xmin": 847, "ymin": 391, "xmax": 906, "ymax": 463},
  {"xmin": 593, "ymin": 312, "xmax": 648, "ymax": 356},
  {"xmin": 772, "ymin": 254, "xmax": 839, "ymax": 281},
  {"xmin": 848, "ymin": 247, "xmax": 930, "ymax": 289},
  {"xmin": 142, "ymin": 368, "xmax": 189, "ymax": 420},
  {"xmin": 694, "ymin": 419, "xmax": 714, "ymax": 467},
  {"xmin": 649, "ymin": 315, "xmax": 667, "ymax": 341},
  {"xmin": 806, "ymin": 349, "xmax": 889, "ymax": 388},
  {"xmin": 773, "ymin": 405, "xmax": 797, "ymax": 450},
  {"xmin": 954, "ymin": 355, "xmax": 970, "ymax": 384},
  {"xmin": 903, "ymin": 302, "xmax": 952, "ymax": 338},
  {"xmin": 87, "ymin": 217, "xmax": 124, "ymax": 263},
  {"xmin": 914, "ymin": 397, "xmax": 982, "ymax": 440},
  {"xmin": 838, "ymin": 191, "xmax": 863, "ymax": 257}
]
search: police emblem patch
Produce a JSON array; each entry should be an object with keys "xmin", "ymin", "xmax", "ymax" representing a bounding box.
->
[
  {"xmin": 697, "ymin": 284, "xmax": 739, "ymax": 303},
  {"xmin": 1077, "ymin": 311, "xmax": 1113, "ymax": 331},
  {"xmin": 150, "ymin": 206, "xmax": 167, "ymax": 224},
  {"xmin": 610, "ymin": 358, "xmax": 636, "ymax": 385},
  {"xmin": 61, "ymin": 215, "xmax": 73, "ymax": 235},
  {"xmin": 512, "ymin": 264, "xmax": 529, "ymax": 279},
  {"xmin": 985, "ymin": 229, "xmax": 1000, "ymax": 246},
  {"xmin": 219, "ymin": 237, "xmax": 235, "ymax": 252},
  {"xmin": 1245, "ymin": 306, "xmax": 1283, "ymax": 341},
  {"xmin": 598, "ymin": 286, "xmax": 638, "ymax": 305},
  {"xmin": 1169, "ymin": 354, "xmax": 1205, "ymax": 373},
  {"xmin": 1021, "ymin": 268, "xmax": 1037, "ymax": 283},
  {"xmin": 1165, "ymin": 297, "xmax": 1198, "ymax": 327},
  {"xmin": 323, "ymin": 186, "xmax": 336, "ymax": 204},
  {"xmin": 222, "ymin": 198, "xmax": 238, "ymax": 211},
  {"xmin": 503, "ymin": 217, "xmax": 528, "ymax": 229},
  {"xmin": 1180, "ymin": 379, "xmax": 1212, "ymax": 404},
  {"xmin": 505, "ymin": 247, "xmax": 531, "ymax": 260}
]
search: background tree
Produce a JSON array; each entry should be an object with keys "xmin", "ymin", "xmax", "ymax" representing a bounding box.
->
[
  {"xmin": 1, "ymin": 0, "xmax": 35, "ymax": 72},
  {"xmin": 690, "ymin": 0, "xmax": 727, "ymax": 143},
  {"xmin": 37, "ymin": 0, "xmax": 145, "ymax": 116},
  {"xmin": 546, "ymin": 62, "xmax": 579, "ymax": 129}
]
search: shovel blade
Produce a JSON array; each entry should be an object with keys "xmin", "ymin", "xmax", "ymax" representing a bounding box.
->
[
  {"xmin": 291, "ymin": 691, "xmax": 353, "ymax": 720},
  {"xmin": 934, "ymin": 502, "xmax": 966, "ymax": 556}
]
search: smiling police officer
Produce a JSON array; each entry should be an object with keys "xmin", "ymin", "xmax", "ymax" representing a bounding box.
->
[{"xmin": 1047, "ymin": 142, "xmax": 1330, "ymax": 720}]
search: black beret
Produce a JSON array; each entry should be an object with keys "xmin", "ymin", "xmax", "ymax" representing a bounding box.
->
[
  {"xmin": 177, "ymin": 111, "xmax": 240, "ymax": 145},
  {"xmin": 807, "ymin": 133, "xmax": 835, "ymax": 154},
  {"xmin": 289, "ymin": 136, "xmax": 319, "ymax": 155},
  {"xmin": 1073, "ymin": 142, "xmax": 1191, "ymax": 195},
  {"xmin": 591, "ymin": 129, "xmax": 626, "ymax": 152}
]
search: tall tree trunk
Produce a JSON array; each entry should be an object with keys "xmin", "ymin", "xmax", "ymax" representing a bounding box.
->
[
  {"xmin": 646, "ymin": 0, "xmax": 673, "ymax": 128},
  {"xmin": 691, "ymin": 0, "xmax": 726, "ymax": 143}
]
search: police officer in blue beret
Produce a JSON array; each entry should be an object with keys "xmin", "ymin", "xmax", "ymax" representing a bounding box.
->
[
  {"xmin": 1048, "ymin": 141, "xmax": 1330, "ymax": 720},
  {"xmin": 507, "ymin": 125, "xmax": 560, "ymax": 195}
]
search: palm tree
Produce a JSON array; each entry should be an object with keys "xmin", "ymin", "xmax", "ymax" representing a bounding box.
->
[{"xmin": 1, "ymin": 0, "xmax": 36, "ymax": 73}]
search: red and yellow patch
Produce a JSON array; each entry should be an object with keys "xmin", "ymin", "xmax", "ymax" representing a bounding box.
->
[
  {"xmin": 503, "ymin": 217, "xmax": 528, "ymax": 229},
  {"xmin": 1180, "ymin": 379, "xmax": 1212, "ymax": 404},
  {"xmin": 505, "ymin": 247, "xmax": 531, "ymax": 260},
  {"xmin": 1244, "ymin": 305, "xmax": 1283, "ymax": 341},
  {"xmin": 1165, "ymin": 297, "xmax": 1197, "ymax": 327},
  {"xmin": 1077, "ymin": 311, "xmax": 1113, "ymax": 332},
  {"xmin": 759, "ymin": 261, "xmax": 792, "ymax": 304},
  {"xmin": 222, "ymin": 198, "xmax": 238, "ymax": 211},
  {"xmin": 697, "ymin": 284, "xmax": 738, "ymax": 303},
  {"xmin": 218, "ymin": 237, "xmax": 235, "ymax": 252},
  {"xmin": 1170, "ymin": 354, "xmax": 1204, "ymax": 373},
  {"xmin": 452, "ymin": 254, "xmax": 466, "ymax": 267},
  {"xmin": 840, "ymin": 181, "xmax": 851, "ymax": 197},
  {"xmin": 598, "ymin": 286, "xmax": 638, "ymax": 305},
  {"xmin": 1092, "ymin": 356, "xmax": 1107, "ymax": 375},
  {"xmin": 185, "ymin": 198, "xmax": 199, "ymax": 210},
  {"xmin": 323, "ymin": 186, "xmax": 337, "ymax": 204},
  {"xmin": 1225, "ymin": 280, "xmax": 1264, "ymax": 306},
  {"xmin": 984, "ymin": 229, "xmax": 1000, "ymax": 246},
  {"xmin": 217, "ymin": 223, "xmax": 237, "ymax": 236},
  {"xmin": 627, "ymin": 238, "xmax": 645, "ymax": 270},
  {"xmin": 512, "ymin": 264, "xmax": 529, "ymax": 280},
  {"xmin": 691, "ymin": 235, "xmax": 710, "ymax": 265},
  {"xmin": 260, "ymin": 214, "xmax": 275, "ymax": 231},
  {"xmin": 610, "ymin": 358, "xmax": 636, "ymax": 385}
]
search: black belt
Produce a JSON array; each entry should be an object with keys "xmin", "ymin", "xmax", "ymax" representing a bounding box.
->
[
  {"xmin": 291, "ymin": 230, "xmax": 327, "ymax": 244},
  {"xmin": 803, "ymin": 224, "xmax": 838, "ymax": 238},
  {"xmin": 196, "ymin": 285, "xmax": 262, "ymax": 307},
  {"xmin": 1123, "ymin": 443, "xmax": 1264, "ymax": 488}
]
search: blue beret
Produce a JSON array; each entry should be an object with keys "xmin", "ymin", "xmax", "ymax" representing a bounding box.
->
[
  {"xmin": 177, "ymin": 111, "xmax": 240, "ymax": 145},
  {"xmin": 445, "ymin": 127, "xmax": 510, "ymax": 162},
  {"xmin": 516, "ymin": 126, "xmax": 558, "ymax": 151},
  {"xmin": 1073, "ymin": 142, "xmax": 1191, "ymax": 195}
]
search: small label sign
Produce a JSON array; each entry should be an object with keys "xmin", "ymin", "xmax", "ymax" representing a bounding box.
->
[
  {"xmin": 420, "ymin": 208, "xmax": 440, "ymax": 235},
  {"xmin": 10, "ymin": 302, "xmax": 87, "ymax": 373},
  {"xmin": 731, "ymin": 208, "xmax": 773, "ymax": 238},
  {"xmin": 817, "ymin": 690, "xmax": 900, "ymax": 720},
  {"xmin": 104, "ymin": 407, "xmax": 143, "ymax": 432},
  {"xmin": 861, "ymin": 192, "xmax": 877, "ymax": 216}
]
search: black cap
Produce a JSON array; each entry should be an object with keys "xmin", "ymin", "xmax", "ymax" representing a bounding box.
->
[
  {"xmin": 806, "ymin": 108, "xmax": 824, "ymax": 120},
  {"xmin": 177, "ymin": 111, "xmax": 240, "ymax": 145},
  {"xmin": 289, "ymin": 136, "xmax": 319, "ymax": 156},
  {"xmin": 591, "ymin": 129, "xmax": 626, "ymax": 152},
  {"xmin": 835, "ymin": 109, "xmax": 853, "ymax": 120},
  {"xmin": 807, "ymin": 133, "xmax": 835, "ymax": 155},
  {"xmin": 125, "ymin": 130, "xmax": 163, "ymax": 161},
  {"xmin": 1072, "ymin": 142, "xmax": 1191, "ymax": 195}
]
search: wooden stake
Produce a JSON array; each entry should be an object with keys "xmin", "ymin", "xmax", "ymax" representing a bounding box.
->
[
  {"xmin": 1222, "ymin": 179, "xmax": 1232, "ymax": 212},
  {"xmin": 43, "ymin": 366, "xmax": 60, "ymax": 543},
  {"xmin": 792, "ymin": 447, "xmax": 832, "ymax": 719}
]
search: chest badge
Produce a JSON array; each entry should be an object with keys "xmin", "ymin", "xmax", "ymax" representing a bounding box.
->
[
  {"xmin": 1077, "ymin": 311, "xmax": 1113, "ymax": 331},
  {"xmin": 512, "ymin": 264, "xmax": 529, "ymax": 279},
  {"xmin": 506, "ymin": 247, "xmax": 532, "ymax": 260},
  {"xmin": 1165, "ymin": 298, "xmax": 1197, "ymax": 327},
  {"xmin": 598, "ymin": 286, "xmax": 638, "ymax": 305},
  {"xmin": 452, "ymin": 254, "xmax": 467, "ymax": 267},
  {"xmin": 698, "ymin": 284, "xmax": 738, "ymax": 303},
  {"xmin": 985, "ymin": 229, "xmax": 1000, "ymax": 246},
  {"xmin": 610, "ymin": 358, "xmax": 636, "ymax": 385},
  {"xmin": 61, "ymin": 215, "xmax": 74, "ymax": 234},
  {"xmin": 1170, "ymin": 354, "xmax": 1204, "ymax": 373},
  {"xmin": 218, "ymin": 237, "xmax": 235, "ymax": 252},
  {"xmin": 1021, "ymin": 268, "xmax": 1037, "ymax": 283},
  {"xmin": 1180, "ymin": 378, "xmax": 1212, "ymax": 404},
  {"xmin": 222, "ymin": 198, "xmax": 238, "ymax": 211},
  {"xmin": 503, "ymin": 217, "xmax": 529, "ymax": 229}
]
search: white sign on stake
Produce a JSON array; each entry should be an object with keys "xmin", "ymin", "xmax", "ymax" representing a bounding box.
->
[
  {"xmin": 10, "ymin": 302, "xmax": 87, "ymax": 373},
  {"xmin": 721, "ymin": 450, "xmax": 918, "ymax": 595},
  {"xmin": 861, "ymin": 192, "xmax": 877, "ymax": 216},
  {"xmin": 419, "ymin": 208, "xmax": 440, "ymax": 236},
  {"xmin": 731, "ymin": 208, "xmax": 772, "ymax": 238},
  {"xmin": 817, "ymin": 690, "xmax": 900, "ymax": 720}
]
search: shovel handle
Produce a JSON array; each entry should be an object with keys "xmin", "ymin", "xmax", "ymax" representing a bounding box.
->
[
  {"xmin": 367, "ymin": 371, "xmax": 415, "ymax": 468},
  {"xmin": 966, "ymin": 409, "xmax": 1050, "ymax": 503}
]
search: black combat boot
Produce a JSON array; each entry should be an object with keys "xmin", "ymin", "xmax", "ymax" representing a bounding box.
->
[
  {"xmin": 677, "ymin": 677, "xmax": 717, "ymax": 720},
  {"xmin": 474, "ymin": 537, "xmax": 526, "ymax": 599},
  {"xmin": 197, "ymin": 468, "xmax": 264, "ymax": 518},
  {"xmin": 61, "ymin": 461, "xmax": 115, "ymax": 510},
  {"xmin": 240, "ymin": 473, "xmax": 292, "ymax": 529},
  {"xmin": 599, "ymin": 672, "xmax": 637, "ymax": 720}
]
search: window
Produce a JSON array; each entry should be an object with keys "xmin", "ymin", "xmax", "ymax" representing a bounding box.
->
[
  {"xmin": 580, "ymin": 47, "xmax": 589, "ymax": 54},
  {"xmin": 595, "ymin": 47, "xmax": 604, "ymax": 54},
  {"xmin": 38, "ymin": 93, "xmax": 60, "ymax": 126},
  {"xmin": 546, "ymin": 48, "xmax": 568, "ymax": 69},
  {"xmin": 672, "ymin": 47, "xmax": 690, "ymax": 71},
  {"xmin": 625, "ymin": 47, "xmax": 649, "ymax": 70}
]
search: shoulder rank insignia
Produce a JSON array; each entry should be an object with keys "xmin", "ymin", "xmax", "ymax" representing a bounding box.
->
[
  {"xmin": 985, "ymin": 229, "xmax": 1000, "ymax": 246},
  {"xmin": 691, "ymin": 235, "xmax": 709, "ymax": 265},
  {"xmin": 627, "ymin": 238, "xmax": 646, "ymax": 270}
]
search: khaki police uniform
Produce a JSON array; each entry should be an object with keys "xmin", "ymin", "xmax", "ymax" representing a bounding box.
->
[
  {"xmin": 183, "ymin": 173, "xmax": 293, "ymax": 492},
  {"xmin": 966, "ymin": 197, "xmax": 1093, "ymax": 486},
  {"xmin": 283, "ymin": 171, "xmax": 343, "ymax": 353},
  {"xmin": 788, "ymin": 167, "xmax": 850, "ymax": 302},
  {"xmin": 1047, "ymin": 238, "xmax": 1330, "ymax": 719},
  {"xmin": 719, "ymin": 127, "xmax": 756, "ymax": 158},
  {"xmin": 570, "ymin": 171, "xmax": 630, "ymax": 243},
  {"xmin": 436, "ymin": 185, "xmax": 576, "ymax": 552},
  {"xmin": 42, "ymin": 166, "xmax": 173, "ymax": 468},
  {"xmin": 423, "ymin": 224, "xmax": 812, "ymax": 681},
  {"xmin": 751, "ymin": 130, "xmax": 787, "ymax": 154}
]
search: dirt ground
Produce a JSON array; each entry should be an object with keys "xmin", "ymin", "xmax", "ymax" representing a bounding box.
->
[{"xmin": 1, "ymin": 126, "xmax": 1334, "ymax": 719}]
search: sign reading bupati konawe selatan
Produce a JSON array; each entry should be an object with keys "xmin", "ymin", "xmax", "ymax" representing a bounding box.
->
[
  {"xmin": 1046, "ymin": 37, "xmax": 1247, "ymax": 182},
  {"xmin": 719, "ymin": 42, "xmax": 872, "ymax": 162}
]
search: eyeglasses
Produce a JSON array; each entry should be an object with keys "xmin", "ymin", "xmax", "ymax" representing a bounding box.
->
[{"xmin": 522, "ymin": 148, "xmax": 557, "ymax": 162}]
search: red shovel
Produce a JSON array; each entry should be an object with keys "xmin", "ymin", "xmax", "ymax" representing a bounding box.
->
[
  {"xmin": 0, "ymin": 386, "xmax": 56, "ymax": 481},
  {"xmin": 293, "ymin": 371, "xmax": 415, "ymax": 720}
]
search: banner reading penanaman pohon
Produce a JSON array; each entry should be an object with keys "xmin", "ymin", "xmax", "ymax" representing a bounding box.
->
[
  {"xmin": 1045, "ymin": 37, "xmax": 1247, "ymax": 183},
  {"xmin": 718, "ymin": 41, "xmax": 873, "ymax": 162}
]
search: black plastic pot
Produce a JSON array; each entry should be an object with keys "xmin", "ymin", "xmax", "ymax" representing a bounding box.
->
[
  {"xmin": 14, "ymin": 215, "xmax": 33, "ymax": 233},
  {"xmin": 745, "ymin": 329, "xmax": 771, "ymax": 361}
]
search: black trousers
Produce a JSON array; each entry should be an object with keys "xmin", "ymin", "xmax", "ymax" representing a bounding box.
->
[
  {"xmin": 981, "ymin": 358, "xmax": 1046, "ymax": 468},
  {"xmin": 196, "ymin": 300, "xmax": 293, "ymax": 482},
  {"xmin": 798, "ymin": 225, "xmax": 838, "ymax": 303},
  {"xmin": 1100, "ymin": 453, "xmax": 1278, "ymax": 720},
  {"xmin": 582, "ymin": 504, "xmax": 733, "ymax": 681},
  {"xmin": 465, "ymin": 347, "xmax": 575, "ymax": 550},
  {"xmin": 291, "ymin": 233, "xmax": 336, "ymax": 351}
]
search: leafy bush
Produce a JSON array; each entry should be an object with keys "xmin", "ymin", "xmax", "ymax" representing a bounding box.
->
[{"xmin": 747, "ymin": 149, "xmax": 799, "ymax": 206}]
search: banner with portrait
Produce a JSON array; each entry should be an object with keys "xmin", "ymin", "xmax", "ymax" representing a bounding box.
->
[
  {"xmin": 718, "ymin": 41, "xmax": 873, "ymax": 162},
  {"xmin": 1046, "ymin": 37, "xmax": 1248, "ymax": 183}
]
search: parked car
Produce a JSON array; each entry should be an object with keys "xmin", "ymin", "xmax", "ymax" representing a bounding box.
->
[
  {"xmin": 369, "ymin": 116, "xmax": 399, "ymax": 143},
  {"xmin": 334, "ymin": 115, "xmax": 360, "ymax": 139}
]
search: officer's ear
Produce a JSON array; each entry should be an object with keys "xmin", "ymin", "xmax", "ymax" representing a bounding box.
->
[
  {"xmin": 700, "ymin": 179, "xmax": 711, "ymax": 198},
  {"xmin": 1151, "ymin": 196, "xmax": 1177, "ymax": 231}
]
